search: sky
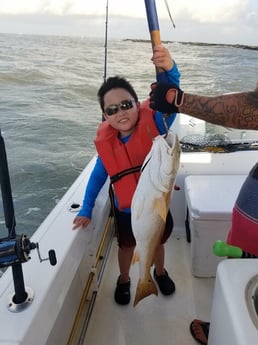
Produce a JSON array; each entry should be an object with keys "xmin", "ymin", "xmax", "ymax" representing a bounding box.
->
[{"xmin": 0, "ymin": 0, "xmax": 257, "ymax": 45}]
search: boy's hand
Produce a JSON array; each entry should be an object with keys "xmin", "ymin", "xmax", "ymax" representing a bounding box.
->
[
  {"xmin": 72, "ymin": 216, "xmax": 91, "ymax": 230},
  {"xmin": 151, "ymin": 45, "xmax": 174, "ymax": 71}
]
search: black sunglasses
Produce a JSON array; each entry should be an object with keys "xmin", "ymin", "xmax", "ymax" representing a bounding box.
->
[{"xmin": 104, "ymin": 99, "xmax": 135, "ymax": 116}]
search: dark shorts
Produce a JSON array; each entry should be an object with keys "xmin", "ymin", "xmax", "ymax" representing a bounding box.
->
[{"xmin": 114, "ymin": 207, "xmax": 173, "ymax": 248}]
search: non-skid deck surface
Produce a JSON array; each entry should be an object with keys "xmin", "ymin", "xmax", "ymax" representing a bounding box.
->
[{"xmin": 83, "ymin": 230, "xmax": 215, "ymax": 345}]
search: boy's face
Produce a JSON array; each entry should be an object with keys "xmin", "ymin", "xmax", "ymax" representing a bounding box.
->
[{"xmin": 103, "ymin": 88, "xmax": 140, "ymax": 138}]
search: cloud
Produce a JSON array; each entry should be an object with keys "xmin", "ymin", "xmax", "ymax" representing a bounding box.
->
[
  {"xmin": 0, "ymin": 0, "xmax": 250, "ymax": 19},
  {"xmin": 173, "ymin": 0, "xmax": 249, "ymax": 23},
  {"xmin": 246, "ymin": 11, "xmax": 258, "ymax": 26},
  {"xmin": 0, "ymin": 0, "xmax": 122, "ymax": 16},
  {"xmin": 0, "ymin": 0, "xmax": 257, "ymax": 45},
  {"xmin": 0, "ymin": 0, "xmax": 42, "ymax": 14}
]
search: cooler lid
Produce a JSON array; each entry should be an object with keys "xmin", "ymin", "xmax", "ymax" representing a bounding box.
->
[{"xmin": 185, "ymin": 175, "xmax": 247, "ymax": 220}]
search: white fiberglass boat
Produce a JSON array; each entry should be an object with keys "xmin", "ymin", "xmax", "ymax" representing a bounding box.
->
[{"xmin": 1, "ymin": 114, "xmax": 258, "ymax": 344}]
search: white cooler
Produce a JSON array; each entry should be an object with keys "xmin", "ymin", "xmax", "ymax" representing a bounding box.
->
[{"xmin": 185, "ymin": 175, "xmax": 247, "ymax": 277}]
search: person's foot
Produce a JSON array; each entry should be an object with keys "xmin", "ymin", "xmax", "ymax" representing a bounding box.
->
[
  {"xmin": 153, "ymin": 268, "xmax": 175, "ymax": 295},
  {"xmin": 189, "ymin": 319, "xmax": 210, "ymax": 345},
  {"xmin": 114, "ymin": 276, "xmax": 131, "ymax": 305}
]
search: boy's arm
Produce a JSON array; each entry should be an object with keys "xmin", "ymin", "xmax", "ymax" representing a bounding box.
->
[
  {"xmin": 157, "ymin": 62, "xmax": 180, "ymax": 86},
  {"xmin": 78, "ymin": 157, "xmax": 108, "ymax": 219},
  {"xmin": 153, "ymin": 63, "xmax": 181, "ymax": 133}
]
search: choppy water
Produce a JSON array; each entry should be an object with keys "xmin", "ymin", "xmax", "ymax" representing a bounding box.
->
[{"xmin": 0, "ymin": 33, "xmax": 258, "ymax": 238}]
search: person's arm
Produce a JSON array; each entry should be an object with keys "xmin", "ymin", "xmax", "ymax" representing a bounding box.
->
[
  {"xmin": 150, "ymin": 82, "xmax": 258, "ymax": 130},
  {"xmin": 180, "ymin": 91, "xmax": 258, "ymax": 129},
  {"xmin": 78, "ymin": 157, "xmax": 108, "ymax": 218},
  {"xmin": 73, "ymin": 157, "xmax": 108, "ymax": 229}
]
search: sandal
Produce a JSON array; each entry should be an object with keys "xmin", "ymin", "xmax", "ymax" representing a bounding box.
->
[{"xmin": 189, "ymin": 319, "xmax": 210, "ymax": 345}]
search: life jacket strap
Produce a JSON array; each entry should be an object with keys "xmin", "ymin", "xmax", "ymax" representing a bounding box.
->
[{"xmin": 110, "ymin": 165, "xmax": 142, "ymax": 184}]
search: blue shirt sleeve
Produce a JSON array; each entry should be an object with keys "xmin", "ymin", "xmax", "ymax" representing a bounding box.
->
[
  {"xmin": 77, "ymin": 156, "xmax": 108, "ymax": 219},
  {"xmin": 155, "ymin": 61, "xmax": 180, "ymax": 134},
  {"xmin": 157, "ymin": 60, "xmax": 180, "ymax": 86}
]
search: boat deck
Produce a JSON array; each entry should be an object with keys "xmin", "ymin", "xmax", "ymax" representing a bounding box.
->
[{"xmin": 82, "ymin": 228, "xmax": 215, "ymax": 345}]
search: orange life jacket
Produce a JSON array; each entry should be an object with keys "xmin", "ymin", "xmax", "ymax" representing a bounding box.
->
[{"xmin": 94, "ymin": 101, "xmax": 159, "ymax": 210}]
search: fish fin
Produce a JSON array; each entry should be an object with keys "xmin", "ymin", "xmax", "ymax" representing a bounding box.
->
[
  {"xmin": 133, "ymin": 274, "xmax": 158, "ymax": 307},
  {"xmin": 131, "ymin": 249, "xmax": 140, "ymax": 264},
  {"xmin": 153, "ymin": 197, "xmax": 167, "ymax": 222}
]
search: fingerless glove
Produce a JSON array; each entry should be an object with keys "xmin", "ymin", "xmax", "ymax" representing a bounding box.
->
[{"xmin": 149, "ymin": 82, "xmax": 184, "ymax": 113}]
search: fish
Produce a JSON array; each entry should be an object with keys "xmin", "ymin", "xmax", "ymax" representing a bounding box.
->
[{"xmin": 131, "ymin": 131, "xmax": 181, "ymax": 306}]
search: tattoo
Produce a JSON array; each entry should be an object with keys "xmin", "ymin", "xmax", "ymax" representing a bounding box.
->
[{"xmin": 180, "ymin": 91, "xmax": 258, "ymax": 130}]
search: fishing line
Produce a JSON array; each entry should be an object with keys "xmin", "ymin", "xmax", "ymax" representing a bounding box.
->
[
  {"xmin": 164, "ymin": 0, "xmax": 176, "ymax": 28},
  {"xmin": 162, "ymin": 114, "xmax": 169, "ymax": 138}
]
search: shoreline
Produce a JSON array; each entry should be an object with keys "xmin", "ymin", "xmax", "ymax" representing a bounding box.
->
[{"xmin": 124, "ymin": 38, "xmax": 258, "ymax": 51}]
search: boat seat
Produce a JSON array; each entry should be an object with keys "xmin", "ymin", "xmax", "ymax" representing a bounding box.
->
[{"xmin": 184, "ymin": 175, "xmax": 246, "ymax": 277}]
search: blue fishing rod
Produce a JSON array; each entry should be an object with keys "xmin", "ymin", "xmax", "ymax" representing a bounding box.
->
[
  {"xmin": 0, "ymin": 130, "xmax": 56, "ymax": 311},
  {"xmin": 145, "ymin": 0, "xmax": 176, "ymax": 50},
  {"xmin": 144, "ymin": 0, "xmax": 162, "ymax": 72},
  {"xmin": 144, "ymin": 0, "xmax": 176, "ymax": 135}
]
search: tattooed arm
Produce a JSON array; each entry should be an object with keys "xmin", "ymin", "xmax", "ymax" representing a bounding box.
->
[
  {"xmin": 150, "ymin": 82, "xmax": 258, "ymax": 130},
  {"xmin": 180, "ymin": 90, "xmax": 258, "ymax": 130}
]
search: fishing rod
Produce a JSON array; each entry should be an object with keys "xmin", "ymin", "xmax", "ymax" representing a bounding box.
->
[
  {"xmin": 0, "ymin": 130, "xmax": 28, "ymax": 305},
  {"xmin": 144, "ymin": 0, "xmax": 162, "ymax": 74},
  {"xmin": 144, "ymin": 0, "xmax": 171, "ymax": 135},
  {"xmin": 0, "ymin": 132, "xmax": 16, "ymax": 237},
  {"xmin": 0, "ymin": 130, "xmax": 56, "ymax": 311},
  {"xmin": 144, "ymin": 0, "xmax": 176, "ymax": 48},
  {"xmin": 102, "ymin": 0, "xmax": 109, "ymax": 122},
  {"xmin": 103, "ymin": 0, "xmax": 109, "ymax": 82},
  {"xmin": 144, "ymin": 0, "xmax": 161, "ymax": 46}
]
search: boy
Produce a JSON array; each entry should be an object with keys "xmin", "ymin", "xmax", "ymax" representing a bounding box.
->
[{"xmin": 73, "ymin": 45, "xmax": 180, "ymax": 305}]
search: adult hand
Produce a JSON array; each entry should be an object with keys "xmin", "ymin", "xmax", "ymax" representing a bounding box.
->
[{"xmin": 149, "ymin": 82, "xmax": 184, "ymax": 113}]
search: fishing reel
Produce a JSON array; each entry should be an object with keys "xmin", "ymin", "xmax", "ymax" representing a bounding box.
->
[{"xmin": 0, "ymin": 234, "xmax": 57, "ymax": 269}]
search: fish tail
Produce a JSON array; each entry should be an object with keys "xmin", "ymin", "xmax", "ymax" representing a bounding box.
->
[{"xmin": 133, "ymin": 274, "xmax": 158, "ymax": 307}]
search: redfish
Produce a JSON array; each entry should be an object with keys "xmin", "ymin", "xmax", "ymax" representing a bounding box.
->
[{"xmin": 131, "ymin": 132, "xmax": 181, "ymax": 306}]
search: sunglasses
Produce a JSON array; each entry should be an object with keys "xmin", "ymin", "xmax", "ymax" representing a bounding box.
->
[{"xmin": 104, "ymin": 99, "xmax": 135, "ymax": 116}]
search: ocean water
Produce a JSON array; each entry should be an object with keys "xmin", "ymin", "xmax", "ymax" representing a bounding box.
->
[{"xmin": 0, "ymin": 33, "xmax": 258, "ymax": 238}]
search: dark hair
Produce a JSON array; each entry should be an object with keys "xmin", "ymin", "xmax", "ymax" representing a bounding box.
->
[{"xmin": 97, "ymin": 76, "xmax": 138, "ymax": 112}]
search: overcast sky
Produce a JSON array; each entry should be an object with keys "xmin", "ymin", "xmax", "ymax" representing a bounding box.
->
[{"xmin": 0, "ymin": 0, "xmax": 257, "ymax": 45}]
